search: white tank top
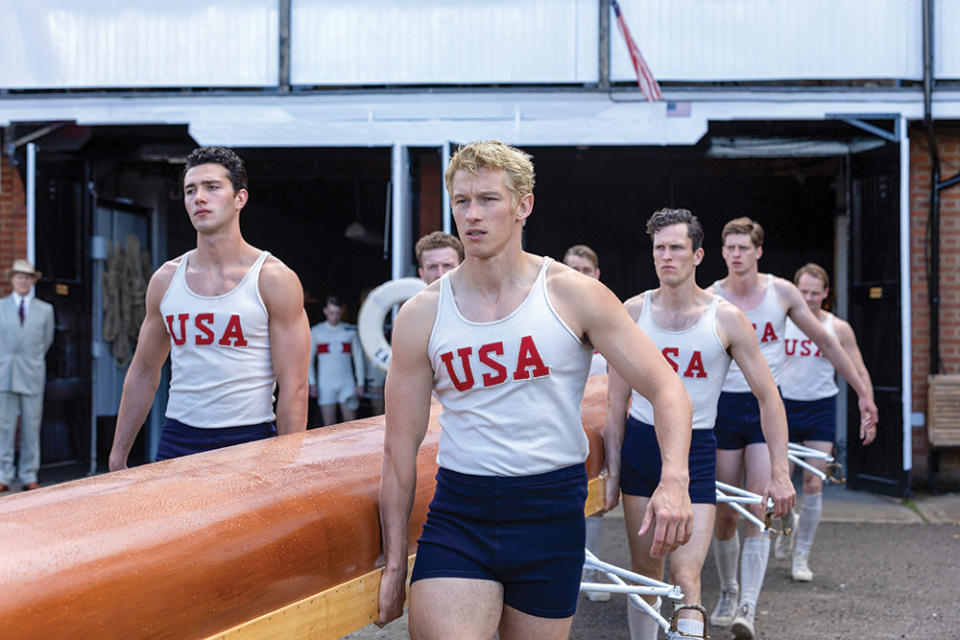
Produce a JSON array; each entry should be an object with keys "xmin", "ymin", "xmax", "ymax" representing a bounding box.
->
[
  {"xmin": 780, "ymin": 313, "xmax": 839, "ymax": 401},
  {"xmin": 309, "ymin": 321, "xmax": 364, "ymax": 387},
  {"xmin": 160, "ymin": 251, "xmax": 276, "ymax": 428},
  {"xmin": 427, "ymin": 258, "xmax": 593, "ymax": 476},
  {"xmin": 630, "ymin": 294, "xmax": 731, "ymax": 430},
  {"xmin": 715, "ymin": 274, "xmax": 787, "ymax": 393}
]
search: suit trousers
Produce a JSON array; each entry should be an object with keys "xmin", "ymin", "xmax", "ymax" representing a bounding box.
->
[{"xmin": 0, "ymin": 390, "xmax": 44, "ymax": 484}]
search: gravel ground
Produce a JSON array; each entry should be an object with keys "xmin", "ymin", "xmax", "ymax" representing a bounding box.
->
[
  {"xmin": 348, "ymin": 511, "xmax": 960, "ymax": 639},
  {"xmin": 572, "ymin": 517, "xmax": 960, "ymax": 639}
]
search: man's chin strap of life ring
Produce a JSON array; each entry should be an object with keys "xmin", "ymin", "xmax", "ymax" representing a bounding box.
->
[{"xmin": 358, "ymin": 278, "xmax": 427, "ymax": 374}]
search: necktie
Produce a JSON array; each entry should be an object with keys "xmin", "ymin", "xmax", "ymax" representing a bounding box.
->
[{"xmin": 18, "ymin": 300, "xmax": 24, "ymax": 326}]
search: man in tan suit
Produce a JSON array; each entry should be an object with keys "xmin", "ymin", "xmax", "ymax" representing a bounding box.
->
[{"xmin": 0, "ymin": 260, "xmax": 55, "ymax": 492}]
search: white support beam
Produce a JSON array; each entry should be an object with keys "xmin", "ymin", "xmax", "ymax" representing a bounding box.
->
[
  {"xmin": 390, "ymin": 143, "xmax": 411, "ymax": 281},
  {"xmin": 441, "ymin": 141, "xmax": 451, "ymax": 235},
  {"xmin": 25, "ymin": 142, "xmax": 35, "ymax": 264},
  {"xmin": 899, "ymin": 115, "xmax": 913, "ymax": 472}
]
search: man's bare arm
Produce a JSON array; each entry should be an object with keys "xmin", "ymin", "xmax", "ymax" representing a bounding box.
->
[
  {"xmin": 835, "ymin": 317, "xmax": 877, "ymax": 445},
  {"xmin": 602, "ymin": 368, "xmax": 631, "ymax": 512},
  {"xmin": 777, "ymin": 279, "xmax": 878, "ymax": 428},
  {"xmin": 352, "ymin": 330, "xmax": 365, "ymax": 398},
  {"xmin": 720, "ymin": 302, "xmax": 795, "ymax": 517},
  {"xmin": 551, "ymin": 271, "xmax": 693, "ymax": 557},
  {"xmin": 308, "ymin": 328, "xmax": 318, "ymax": 398},
  {"xmin": 261, "ymin": 260, "xmax": 310, "ymax": 435},
  {"xmin": 600, "ymin": 294, "xmax": 646, "ymax": 512},
  {"xmin": 109, "ymin": 264, "xmax": 175, "ymax": 471},
  {"xmin": 376, "ymin": 291, "xmax": 436, "ymax": 628}
]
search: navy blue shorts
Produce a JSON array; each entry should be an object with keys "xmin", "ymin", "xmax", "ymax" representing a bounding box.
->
[
  {"xmin": 784, "ymin": 395, "xmax": 837, "ymax": 443},
  {"xmin": 411, "ymin": 463, "xmax": 588, "ymax": 619},
  {"xmin": 155, "ymin": 418, "xmax": 276, "ymax": 461},
  {"xmin": 620, "ymin": 417, "xmax": 718, "ymax": 504},
  {"xmin": 715, "ymin": 391, "xmax": 771, "ymax": 450}
]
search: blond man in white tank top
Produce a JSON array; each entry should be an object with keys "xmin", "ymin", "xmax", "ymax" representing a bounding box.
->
[
  {"xmin": 707, "ymin": 217, "xmax": 878, "ymax": 639},
  {"xmin": 775, "ymin": 263, "xmax": 875, "ymax": 582},
  {"xmin": 604, "ymin": 209, "xmax": 793, "ymax": 640},
  {"xmin": 377, "ymin": 141, "xmax": 695, "ymax": 640},
  {"xmin": 108, "ymin": 147, "xmax": 310, "ymax": 470}
]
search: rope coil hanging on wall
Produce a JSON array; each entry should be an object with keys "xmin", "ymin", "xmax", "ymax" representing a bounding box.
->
[{"xmin": 102, "ymin": 235, "xmax": 150, "ymax": 367}]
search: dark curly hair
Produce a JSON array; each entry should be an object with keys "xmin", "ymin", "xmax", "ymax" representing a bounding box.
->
[
  {"xmin": 646, "ymin": 208, "xmax": 704, "ymax": 251},
  {"xmin": 183, "ymin": 146, "xmax": 248, "ymax": 194}
]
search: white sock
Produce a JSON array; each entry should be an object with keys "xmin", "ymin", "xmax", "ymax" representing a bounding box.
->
[
  {"xmin": 713, "ymin": 532, "xmax": 740, "ymax": 592},
  {"xmin": 676, "ymin": 617, "xmax": 705, "ymax": 637},
  {"xmin": 795, "ymin": 492, "xmax": 822, "ymax": 555},
  {"xmin": 628, "ymin": 597, "xmax": 661, "ymax": 640},
  {"xmin": 585, "ymin": 514, "xmax": 604, "ymax": 556},
  {"xmin": 740, "ymin": 535, "xmax": 771, "ymax": 607}
]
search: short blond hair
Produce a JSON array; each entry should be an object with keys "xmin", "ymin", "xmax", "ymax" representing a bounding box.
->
[
  {"xmin": 563, "ymin": 244, "xmax": 599, "ymax": 269},
  {"xmin": 794, "ymin": 262, "xmax": 830, "ymax": 288},
  {"xmin": 721, "ymin": 216, "xmax": 765, "ymax": 248},
  {"xmin": 444, "ymin": 140, "xmax": 535, "ymax": 206}
]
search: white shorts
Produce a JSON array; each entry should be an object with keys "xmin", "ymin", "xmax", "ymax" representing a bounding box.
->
[{"xmin": 318, "ymin": 378, "xmax": 357, "ymax": 406}]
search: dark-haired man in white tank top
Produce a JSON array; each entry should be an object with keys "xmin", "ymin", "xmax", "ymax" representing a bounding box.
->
[
  {"xmin": 706, "ymin": 217, "xmax": 877, "ymax": 639},
  {"xmin": 377, "ymin": 140, "xmax": 694, "ymax": 640},
  {"xmin": 604, "ymin": 208, "xmax": 793, "ymax": 640},
  {"xmin": 108, "ymin": 146, "xmax": 310, "ymax": 470}
]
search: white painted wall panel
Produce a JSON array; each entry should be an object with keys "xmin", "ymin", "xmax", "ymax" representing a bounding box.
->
[
  {"xmin": 291, "ymin": 0, "xmax": 598, "ymax": 85},
  {"xmin": 0, "ymin": 0, "xmax": 277, "ymax": 89},
  {"xmin": 935, "ymin": 0, "xmax": 960, "ymax": 79},
  {"xmin": 611, "ymin": 0, "xmax": 923, "ymax": 82}
]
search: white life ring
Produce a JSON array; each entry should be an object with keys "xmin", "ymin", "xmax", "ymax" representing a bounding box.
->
[{"xmin": 358, "ymin": 277, "xmax": 426, "ymax": 373}]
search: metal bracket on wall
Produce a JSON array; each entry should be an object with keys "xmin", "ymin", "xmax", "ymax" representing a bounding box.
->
[
  {"xmin": 826, "ymin": 113, "xmax": 900, "ymax": 143},
  {"xmin": 2, "ymin": 122, "xmax": 68, "ymax": 158}
]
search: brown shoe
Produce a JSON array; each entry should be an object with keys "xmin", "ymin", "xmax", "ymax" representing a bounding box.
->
[
  {"xmin": 22, "ymin": 482, "xmax": 40, "ymax": 491},
  {"xmin": 0, "ymin": 483, "xmax": 8, "ymax": 493}
]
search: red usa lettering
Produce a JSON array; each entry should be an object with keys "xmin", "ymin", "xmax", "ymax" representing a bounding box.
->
[
  {"xmin": 439, "ymin": 335, "xmax": 549, "ymax": 391},
  {"xmin": 784, "ymin": 338, "xmax": 822, "ymax": 358},
  {"xmin": 750, "ymin": 321, "xmax": 779, "ymax": 343},
  {"xmin": 165, "ymin": 313, "xmax": 248, "ymax": 347},
  {"xmin": 661, "ymin": 347, "xmax": 708, "ymax": 379}
]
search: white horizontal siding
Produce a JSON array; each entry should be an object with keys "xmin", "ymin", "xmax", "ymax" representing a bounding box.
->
[
  {"xmin": 0, "ymin": 0, "xmax": 945, "ymax": 90},
  {"xmin": 935, "ymin": 0, "xmax": 960, "ymax": 79},
  {"xmin": 611, "ymin": 0, "xmax": 923, "ymax": 82},
  {"xmin": 290, "ymin": 0, "xmax": 598, "ymax": 85},
  {"xmin": 0, "ymin": 0, "xmax": 277, "ymax": 89}
]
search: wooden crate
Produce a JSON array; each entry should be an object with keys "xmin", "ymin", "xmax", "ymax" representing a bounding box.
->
[{"xmin": 927, "ymin": 374, "xmax": 960, "ymax": 446}]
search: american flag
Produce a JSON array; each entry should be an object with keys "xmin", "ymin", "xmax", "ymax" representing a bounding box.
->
[{"xmin": 611, "ymin": 0, "xmax": 662, "ymax": 102}]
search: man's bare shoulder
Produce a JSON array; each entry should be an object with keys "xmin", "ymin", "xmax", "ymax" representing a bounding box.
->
[
  {"xmin": 705, "ymin": 277, "xmax": 724, "ymax": 294},
  {"xmin": 623, "ymin": 291, "xmax": 648, "ymax": 320},
  {"xmin": 546, "ymin": 259, "xmax": 606, "ymax": 297},
  {"xmin": 390, "ymin": 283, "xmax": 442, "ymax": 355},
  {"xmin": 770, "ymin": 274, "xmax": 799, "ymax": 296},
  {"xmin": 146, "ymin": 259, "xmax": 181, "ymax": 296},
  {"xmin": 258, "ymin": 256, "xmax": 305, "ymax": 313},
  {"xmin": 715, "ymin": 298, "xmax": 751, "ymax": 331},
  {"xmin": 831, "ymin": 314, "xmax": 856, "ymax": 339},
  {"xmin": 259, "ymin": 255, "xmax": 300, "ymax": 286},
  {"xmin": 397, "ymin": 280, "xmax": 441, "ymax": 324}
]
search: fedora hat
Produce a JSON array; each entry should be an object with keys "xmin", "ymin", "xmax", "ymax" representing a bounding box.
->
[{"xmin": 6, "ymin": 259, "xmax": 42, "ymax": 280}]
